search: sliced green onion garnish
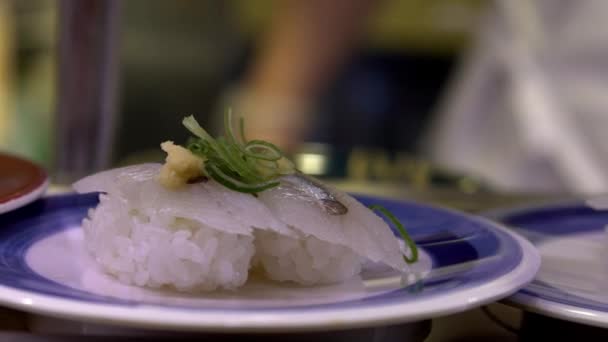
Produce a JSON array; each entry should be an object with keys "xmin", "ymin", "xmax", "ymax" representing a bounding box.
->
[
  {"xmin": 182, "ymin": 112, "xmax": 295, "ymax": 194},
  {"xmin": 205, "ymin": 163, "xmax": 279, "ymax": 193},
  {"xmin": 244, "ymin": 140, "xmax": 283, "ymax": 161},
  {"xmin": 256, "ymin": 159, "xmax": 279, "ymax": 170},
  {"xmin": 368, "ymin": 204, "xmax": 418, "ymax": 264},
  {"xmin": 186, "ymin": 139, "xmax": 206, "ymax": 156},
  {"xmin": 224, "ymin": 108, "xmax": 241, "ymax": 145},
  {"xmin": 215, "ymin": 138, "xmax": 261, "ymax": 182},
  {"xmin": 183, "ymin": 115, "xmax": 214, "ymax": 142},
  {"xmin": 276, "ymin": 157, "xmax": 296, "ymax": 175},
  {"xmin": 239, "ymin": 116, "xmax": 247, "ymax": 142},
  {"xmin": 183, "ymin": 115, "xmax": 223, "ymax": 155},
  {"xmin": 255, "ymin": 159, "xmax": 280, "ymax": 178}
]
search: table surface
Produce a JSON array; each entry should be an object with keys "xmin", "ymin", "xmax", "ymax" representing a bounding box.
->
[{"xmin": 0, "ymin": 182, "xmax": 575, "ymax": 341}]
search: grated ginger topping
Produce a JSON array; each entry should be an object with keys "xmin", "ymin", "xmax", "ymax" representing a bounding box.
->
[{"xmin": 158, "ymin": 141, "xmax": 204, "ymax": 189}]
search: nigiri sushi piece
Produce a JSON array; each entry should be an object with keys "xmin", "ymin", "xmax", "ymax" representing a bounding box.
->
[
  {"xmin": 254, "ymin": 173, "xmax": 411, "ymax": 285},
  {"xmin": 177, "ymin": 114, "xmax": 415, "ymax": 285},
  {"xmin": 73, "ymin": 112, "xmax": 418, "ymax": 291},
  {"xmin": 74, "ymin": 163, "xmax": 293, "ymax": 291}
]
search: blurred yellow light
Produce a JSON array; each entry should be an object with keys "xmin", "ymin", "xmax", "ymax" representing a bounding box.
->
[{"xmin": 295, "ymin": 153, "xmax": 328, "ymax": 175}]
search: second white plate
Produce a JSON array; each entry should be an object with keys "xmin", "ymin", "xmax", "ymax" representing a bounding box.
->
[{"xmin": 489, "ymin": 202, "xmax": 608, "ymax": 328}]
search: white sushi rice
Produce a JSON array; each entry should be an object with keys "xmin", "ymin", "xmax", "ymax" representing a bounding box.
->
[
  {"xmin": 254, "ymin": 231, "xmax": 363, "ymax": 285},
  {"xmin": 83, "ymin": 194, "xmax": 255, "ymax": 291}
]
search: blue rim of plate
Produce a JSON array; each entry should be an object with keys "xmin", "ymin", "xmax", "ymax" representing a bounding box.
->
[
  {"xmin": 487, "ymin": 201, "xmax": 608, "ymax": 327},
  {"xmin": 0, "ymin": 193, "xmax": 539, "ymax": 331}
]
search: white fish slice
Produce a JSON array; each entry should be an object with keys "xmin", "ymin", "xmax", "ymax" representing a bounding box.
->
[
  {"xmin": 257, "ymin": 175, "xmax": 409, "ymax": 272},
  {"xmin": 73, "ymin": 163, "xmax": 160, "ymax": 195},
  {"xmin": 73, "ymin": 164, "xmax": 295, "ymax": 237}
]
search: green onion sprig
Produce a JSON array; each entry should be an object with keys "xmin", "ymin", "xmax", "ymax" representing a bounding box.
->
[
  {"xmin": 368, "ymin": 204, "xmax": 419, "ymax": 264},
  {"xmin": 182, "ymin": 111, "xmax": 295, "ymax": 194}
]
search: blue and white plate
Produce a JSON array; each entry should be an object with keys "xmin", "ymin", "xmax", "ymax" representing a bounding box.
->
[
  {"xmin": 0, "ymin": 194, "xmax": 539, "ymax": 332},
  {"xmin": 488, "ymin": 202, "xmax": 608, "ymax": 328}
]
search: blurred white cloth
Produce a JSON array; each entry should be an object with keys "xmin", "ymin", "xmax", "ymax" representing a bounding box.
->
[{"xmin": 427, "ymin": 0, "xmax": 608, "ymax": 194}]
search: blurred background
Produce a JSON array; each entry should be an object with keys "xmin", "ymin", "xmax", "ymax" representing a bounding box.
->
[{"xmin": 1, "ymin": 0, "xmax": 607, "ymax": 205}]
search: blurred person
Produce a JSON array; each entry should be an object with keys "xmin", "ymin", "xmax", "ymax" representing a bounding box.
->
[
  {"xmin": 427, "ymin": 0, "xmax": 608, "ymax": 194},
  {"xmin": 222, "ymin": 0, "xmax": 377, "ymax": 153},
  {"xmin": 229, "ymin": 0, "xmax": 608, "ymax": 194}
]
